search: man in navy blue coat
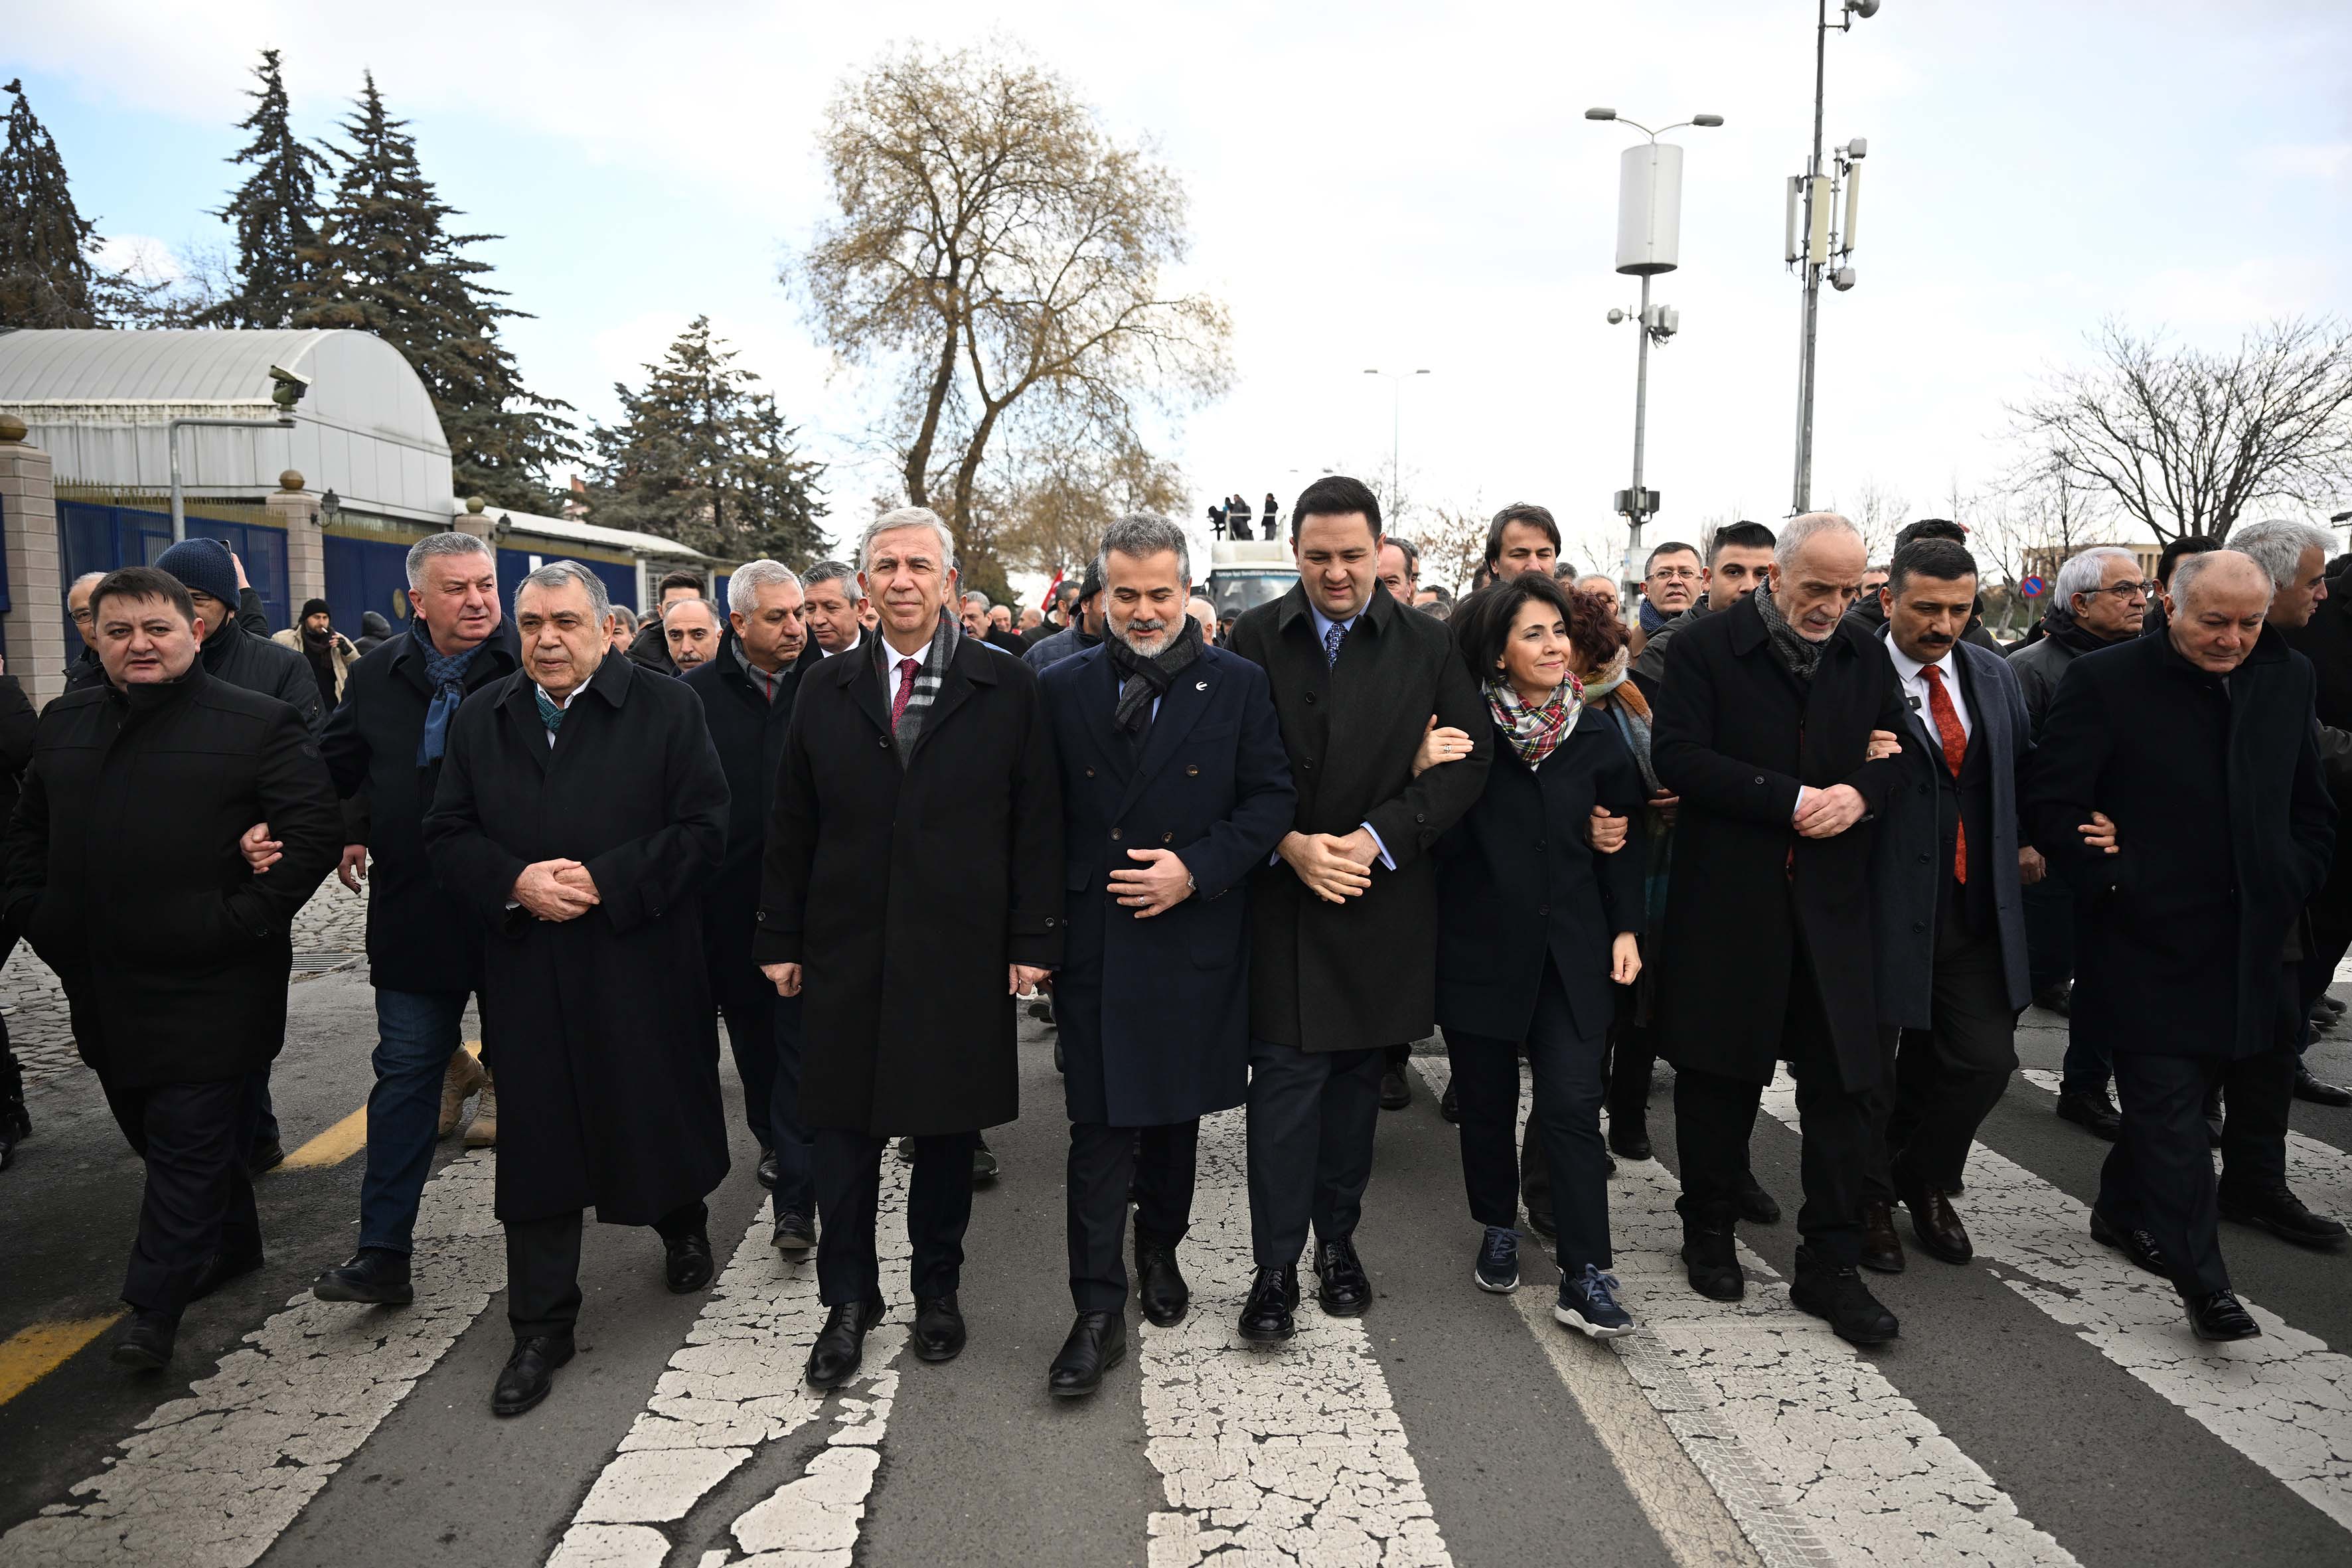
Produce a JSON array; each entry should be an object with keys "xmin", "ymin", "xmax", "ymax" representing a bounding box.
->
[{"xmin": 1037, "ymin": 514, "xmax": 1295, "ymax": 1397}]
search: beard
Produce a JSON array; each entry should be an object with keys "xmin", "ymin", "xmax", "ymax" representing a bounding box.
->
[{"xmin": 1116, "ymin": 617, "xmax": 1173, "ymax": 655}]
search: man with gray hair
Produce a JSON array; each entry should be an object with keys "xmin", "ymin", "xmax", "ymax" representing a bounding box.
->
[
  {"xmin": 1652, "ymin": 510, "xmax": 1912, "ymax": 1344},
  {"xmin": 424, "ymin": 559, "xmax": 733, "ymax": 1414},
  {"xmin": 801, "ymin": 560, "xmax": 868, "ymax": 657},
  {"xmin": 310, "ymin": 530, "xmax": 520, "ymax": 1310},
  {"xmin": 63, "ymin": 570, "xmax": 106, "ymax": 688}
]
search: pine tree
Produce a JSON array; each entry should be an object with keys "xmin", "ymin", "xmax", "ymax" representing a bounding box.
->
[
  {"xmin": 0, "ymin": 77, "xmax": 151, "ymax": 327},
  {"xmin": 202, "ymin": 48, "xmax": 328, "ymax": 328},
  {"xmin": 586, "ymin": 316, "xmax": 827, "ymax": 561},
  {"xmin": 290, "ymin": 73, "xmax": 576, "ymax": 510}
]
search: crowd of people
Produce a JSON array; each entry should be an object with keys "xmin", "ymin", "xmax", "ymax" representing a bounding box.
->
[{"xmin": 5, "ymin": 473, "xmax": 2347, "ymax": 1419}]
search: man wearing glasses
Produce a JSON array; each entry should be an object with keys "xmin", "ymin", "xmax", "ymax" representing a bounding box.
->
[
  {"xmin": 2007, "ymin": 546, "xmax": 2151, "ymax": 1139},
  {"xmin": 64, "ymin": 572, "xmax": 106, "ymax": 690},
  {"xmin": 1634, "ymin": 542, "xmax": 1702, "ymax": 647}
]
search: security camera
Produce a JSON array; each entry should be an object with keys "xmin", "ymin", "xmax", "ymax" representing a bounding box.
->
[
  {"xmin": 268, "ymin": 364, "xmax": 311, "ymax": 411},
  {"xmin": 1830, "ymin": 267, "xmax": 1858, "ymax": 291},
  {"xmin": 1607, "ymin": 308, "xmax": 1626, "ymax": 324},
  {"xmin": 268, "ymin": 364, "xmax": 311, "ymax": 390}
]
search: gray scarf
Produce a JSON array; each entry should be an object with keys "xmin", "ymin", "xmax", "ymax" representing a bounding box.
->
[
  {"xmin": 1753, "ymin": 582, "xmax": 1826, "ymax": 682},
  {"xmin": 874, "ymin": 607, "xmax": 960, "ymax": 764}
]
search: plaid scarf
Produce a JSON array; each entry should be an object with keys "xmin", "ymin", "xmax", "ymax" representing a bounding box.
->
[
  {"xmin": 1486, "ymin": 672, "xmax": 1582, "ymax": 771},
  {"xmin": 875, "ymin": 606, "xmax": 960, "ymax": 764},
  {"xmin": 416, "ymin": 629, "xmax": 485, "ymax": 766},
  {"xmin": 1753, "ymin": 582, "xmax": 1826, "ymax": 682}
]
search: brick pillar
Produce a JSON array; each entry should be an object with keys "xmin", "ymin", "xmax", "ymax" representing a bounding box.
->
[
  {"xmin": 454, "ymin": 496, "xmax": 493, "ymax": 540},
  {"xmin": 0, "ymin": 415, "xmax": 66, "ymax": 708},
  {"xmin": 268, "ymin": 469, "xmax": 325, "ymax": 615}
]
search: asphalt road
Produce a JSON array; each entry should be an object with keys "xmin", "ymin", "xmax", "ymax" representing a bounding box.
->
[{"xmin": 5, "ymin": 967, "xmax": 2352, "ymax": 1567}]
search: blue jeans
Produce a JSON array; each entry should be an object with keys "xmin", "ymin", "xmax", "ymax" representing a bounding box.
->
[
  {"xmin": 765, "ymin": 993, "xmax": 815, "ymax": 1218},
  {"xmin": 358, "ymin": 987, "xmax": 471, "ymax": 1255}
]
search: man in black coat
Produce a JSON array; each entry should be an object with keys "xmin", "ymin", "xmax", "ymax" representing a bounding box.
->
[
  {"xmin": 424, "ymin": 561, "xmax": 733, "ymax": 1416},
  {"xmin": 1225, "ymin": 475, "xmax": 1491, "ymax": 1342},
  {"xmin": 1863, "ymin": 540, "xmax": 2035, "ymax": 1273},
  {"xmin": 1037, "ymin": 514, "xmax": 1295, "ymax": 1395},
  {"xmin": 757, "ymin": 507, "xmax": 1063, "ymax": 1392},
  {"xmin": 309, "ymin": 532, "xmax": 520, "ymax": 1308},
  {"xmin": 1652, "ymin": 512, "xmax": 1909, "ymax": 1346},
  {"xmin": 2027, "ymin": 550, "xmax": 2334, "ymax": 1340},
  {"xmin": 3, "ymin": 567, "xmax": 340, "ymax": 1370},
  {"xmin": 681, "ymin": 561, "xmax": 825, "ymax": 1256}
]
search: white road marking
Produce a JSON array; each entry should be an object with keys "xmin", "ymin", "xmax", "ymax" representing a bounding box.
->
[
  {"xmin": 1, "ymin": 1150, "xmax": 505, "ymax": 1568},
  {"xmin": 1138, "ymin": 1106, "xmax": 1451, "ymax": 1567},
  {"xmin": 544, "ymin": 1154, "xmax": 910, "ymax": 1568},
  {"xmin": 1765, "ymin": 1072, "xmax": 2352, "ymax": 1531},
  {"xmin": 1413, "ymin": 1058, "xmax": 2071, "ymax": 1568}
]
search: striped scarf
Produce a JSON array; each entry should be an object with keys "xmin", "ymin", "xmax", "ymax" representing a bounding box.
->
[
  {"xmin": 1485, "ymin": 672, "xmax": 1583, "ymax": 771},
  {"xmin": 876, "ymin": 606, "xmax": 960, "ymax": 763}
]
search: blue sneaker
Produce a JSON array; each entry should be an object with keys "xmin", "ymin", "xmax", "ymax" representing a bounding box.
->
[
  {"xmin": 1556, "ymin": 1263, "xmax": 1636, "ymax": 1338},
  {"xmin": 1474, "ymin": 1225, "xmax": 1520, "ymax": 1293}
]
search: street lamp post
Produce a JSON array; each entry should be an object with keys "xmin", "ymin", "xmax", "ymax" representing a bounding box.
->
[
  {"xmin": 167, "ymin": 370, "xmax": 311, "ymax": 541},
  {"xmin": 1788, "ymin": 0, "xmax": 1880, "ymax": 514},
  {"xmin": 1362, "ymin": 368, "xmax": 1431, "ymax": 530},
  {"xmin": 1585, "ymin": 107, "xmax": 1723, "ymax": 587}
]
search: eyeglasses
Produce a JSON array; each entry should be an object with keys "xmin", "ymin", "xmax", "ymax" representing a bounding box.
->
[
  {"xmin": 69, "ymin": 607, "xmax": 94, "ymax": 625},
  {"xmin": 1648, "ymin": 566, "xmax": 1703, "ymax": 582},
  {"xmin": 2085, "ymin": 581, "xmax": 2152, "ymax": 601}
]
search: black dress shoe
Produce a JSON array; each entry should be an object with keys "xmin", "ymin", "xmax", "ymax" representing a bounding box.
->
[
  {"xmin": 2032, "ymin": 980, "xmax": 2073, "ymax": 1018},
  {"xmin": 492, "ymin": 1334, "xmax": 575, "ymax": 1416},
  {"xmin": 1378, "ymin": 1067, "xmax": 1411, "ymax": 1111},
  {"xmin": 1524, "ymin": 1206, "xmax": 1558, "ymax": 1241},
  {"xmin": 1898, "ymin": 1180, "xmax": 1974, "ymax": 1265},
  {"xmin": 771, "ymin": 1209, "xmax": 816, "ymax": 1258},
  {"xmin": 189, "ymin": 1247, "xmax": 265, "ymax": 1302},
  {"xmin": 1735, "ymin": 1173, "xmax": 1781, "ymax": 1225},
  {"xmin": 311, "ymin": 1248, "xmax": 415, "ymax": 1305},
  {"xmin": 2055, "ymin": 1089, "xmax": 2122, "ymax": 1140},
  {"xmin": 2220, "ymin": 1184, "xmax": 2350, "ymax": 1247},
  {"xmin": 895, "ymin": 1135, "xmax": 916, "ymax": 1163},
  {"xmin": 1047, "ymin": 1310, "xmax": 1127, "ymax": 1397},
  {"xmin": 972, "ymin": 1137, "xmax": 1000, "ymax": 1185},
  {"xmin": 1859, "ymin": 1198, "xmax": 1907, "ymax": 1273},
  {"xmin": 1680, "ymin": 1212, "xmax": 1743, "ymax": 1301},
  {"xmin": 2294, "ymin": 1067, "xmax": 2352, "ymax": 1107},
  {"xmin": 806, "ymin": 1298, "xmax": 886, "ymax": 1389},
  {"xmin": 1134, "ymin": 1235, "xmax": 1190, "ymax": 1327},
  {"xmin": 247, "ymin": 1137, "xmax": 285, "ymax": 1175},
  {"xmin": 1439, "ymin": 1083, "xmax": 1460, "ymax": 1124},
  {"xmin": 0, "ymin": 1093, "xmax": 28, "ymax": 1171},
  {"xmin": 664, "ymin": 1229, "xmax": 714, "ymax": 1293},
  {"xmin": 1790, "ymin": 1246, "xmax": 1899, "ymax": 1346},
  {"xmin": 2090, "ymin": 1206, "xmax": 2168, "ymax": 1279},
  {"xmin": 756, "ymin": 1146, "xmax": 779, "ymax": 1190},
  {"xmin": 1607, "ymin": 1113, "xmax": 1652, "ymax": 1161},
  {"xmin": 912, "ymin": 1294, "xmax": 966, "ymax": 1362},
  {"xmin": 2185, "ymin": 1289, "xmax": 2260, "ymax": 1342},
  {"xmin": 1312, "ymin": 1237, "xmax": 1372, "ymax": 1316},
  {"xmin": 110, "ymin": 1310, "xmax": 177, "ymax": 1371},
  {"xmin": 1237, "ymin": 1265, "xmax": 1299, "ymax": 1344}
]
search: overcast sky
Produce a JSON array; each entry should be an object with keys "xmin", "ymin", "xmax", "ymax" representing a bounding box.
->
[{"xmin": 16, "ymin": 1, "xmax": 2351, "ymax": 576}]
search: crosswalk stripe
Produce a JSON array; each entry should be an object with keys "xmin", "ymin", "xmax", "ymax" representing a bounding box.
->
[
  {"xmin": 1411, "ymin": 1058, "xmax": 2073, "ymax": 1568},
  {"xmin": 544, "ymin": 1154, "xmax": 913, "ymax": 1567},
  {"xmin": 1760, "ymin": 1073, "xmax": 2352, "ymax": 1531},
  {"xmin": 2014, "ymin": 1067, "xmax": 2352, "ymax": 1217},
  {"xmin": 0, "ymin": 1150, "xmax": 504, "ymax": 1568},
  {"xmin": 0, "ymin": 1312, "xmax": 126, "ymax": 1408},
  {"xmin": 1140, "ymin": 1105, "xmax": 1452, "ymax": 1566}
]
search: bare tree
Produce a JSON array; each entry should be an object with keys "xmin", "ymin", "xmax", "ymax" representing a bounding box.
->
[
  {"xmin": 2011, "ymin": 315, "xmax": 2352, "ymax": 544},
  {"xmin": 1972, "ymin": 451, "xmax": 2123, "ymax": 633},
  {"xmin": 1417, "ymin": 501, "xmax": 1492, "ymax": 597},
  {"xmin": 1823, "ymin": 479, "xmax": 1908, "ymax": 563},
  {"xmin": 791, "ymin": 42, "xmax": 1232, "ymax": 591},
  {"xmin": 990, "ymin": 418, "xmax": 1186, "ymax": 580}
]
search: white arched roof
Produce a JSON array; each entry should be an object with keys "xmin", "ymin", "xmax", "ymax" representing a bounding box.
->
[{"xmin": 0, "ymin": 328, "xmax": 455, "ymax": 524}]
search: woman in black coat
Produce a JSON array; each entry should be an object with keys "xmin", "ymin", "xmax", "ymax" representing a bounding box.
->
[{"xmin": 1434, "ymin": 573, "xmax": 1646, "ymax": 1338}]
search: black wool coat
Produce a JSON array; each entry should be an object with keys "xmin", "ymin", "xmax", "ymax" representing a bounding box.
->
[
  {"xmin": 3, "ymin": 667, "xmax": 340, "ymax": 1088},
  {"xmin": 2280, "ymin": 588, "xmax": 2352, "ymax": 918},
  {"xmin": 1650, "ymin": 595, "xmax": 1909, "ymax": 1088},
  {"xmin": 756, "ymin": 634, "xmax": 1063, "ymax": 1137},
  {"xmin": 200, "ymin": 617, "xmax": 326, "ymax": 736},
  {"xmin": 1227, "ymin": 582, "xmax": 1492, "ymax": 1053},
  {"xmin": 1436, "ymin": 712, "xmax": 1648, "ymax": 1044},
  {"xmin": 682, "ymin": 635, "xmax": 824, "ymax": 1008},
  {"xmin": 2025, "ymin": 626, "xmax": 2333, "ymax": 1061},
  {"xmin": 321, "ymin": 621, "xmax": 521, "ymax": 994},
  {"xmin": 423, "ymin": 653, "xmax": 732, "ymax": 1225},
  {"xmin": 1040, "ymin": 642, "xmax": 1296, "ymax": 1127}
]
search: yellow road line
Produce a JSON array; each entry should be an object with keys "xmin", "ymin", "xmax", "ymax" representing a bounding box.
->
[
  {"xmin": 0, "ymin": 1312, "xmax": 127, "ymax": 1407},
  {"xmin": 279, "ymin": 1040, "xmax": 482, "ymax": 1171}
]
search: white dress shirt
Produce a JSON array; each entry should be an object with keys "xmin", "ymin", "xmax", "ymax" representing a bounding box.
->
[{"xmin": 1887, "ymin": 640, "xmax": 1973, "ymax": 745}]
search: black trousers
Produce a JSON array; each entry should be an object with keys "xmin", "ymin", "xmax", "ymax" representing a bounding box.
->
[
  {"xmin": 1447, "ymin": 961, "xmax": 1612, "ymax": 1272},
  {"xmin": 812, "ymin": 1127, "xmax": 975, "ymax": 1306},
  {"xmin": 101, "ymin": 1071, "xmax": 264, "ymax": 1318},
  {"xmin": 1869, "ymin": 919, "xmax": 2018, "ymax": 1197},
  {"xmin": 1674, "ymin": 934, "xmax": 1879, "ymax": 1267},
  {"xmin": 1066, "ymin": 1119, "xmax": 1200, "ymax": 1312},
  {"xmin": 1245, "ymin": 1038, "xmax": 1382, "ymax": 1269},
  {"xmin": 1607, "ymin": 1023, "xmax": 1658, "ymax": 1121},
  {"xmin": 2298, "ymin": 894, "xmax": 2352, "ymax": 1060},
  {"xmin": 718, "ymin": 988, "xmax": 779, "ymax": 1153},
  {"xmin": 505, "ymin": 1200, "xmax": 708, "ymax": 1339}
]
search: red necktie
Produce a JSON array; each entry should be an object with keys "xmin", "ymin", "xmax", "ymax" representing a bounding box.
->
[
  {"xmin": 890, "ymin": 657, "xmax": 919, "ymax": 732},
  {"xmin": 1921, "ymin": 663, "xmax": 1967, "ymax": 884}
]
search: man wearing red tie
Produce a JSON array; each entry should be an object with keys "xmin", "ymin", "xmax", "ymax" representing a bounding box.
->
[{"xmin": 1863, "ymin": 538, "xmax": 2035, "ymax": 1274}]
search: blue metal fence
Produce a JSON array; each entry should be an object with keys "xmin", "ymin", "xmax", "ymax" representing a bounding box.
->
[{"xmin": 57, "ymin": 502, "xmax": 290, "ymax": 655}]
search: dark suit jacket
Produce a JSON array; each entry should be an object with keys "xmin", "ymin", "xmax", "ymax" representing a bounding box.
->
[
  {"xmin": 1435, "ymin": 710, "xmax": 1646, "ymax": 1044},
  {"xmin": 1041, "ymin": 643, "xmax": 1295, "ymax": 1125},
  {"xmin": 2025, "ymin": 625, "xmax": 2333, "ymax": 1061},
  {"xmin": 1227, "ymin": 582, "xmax": 1491, "ymax": 1052},
  {"xmin": 1651, "ymin": 594, "xmax": 1908, "ymax": 1088}
]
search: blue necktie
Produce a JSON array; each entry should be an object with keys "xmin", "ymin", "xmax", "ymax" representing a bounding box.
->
[{"xmin": 1323, "ymin": 619, "xmax": 1347, "ymax": 666}]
